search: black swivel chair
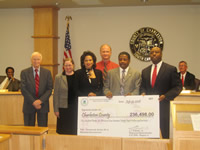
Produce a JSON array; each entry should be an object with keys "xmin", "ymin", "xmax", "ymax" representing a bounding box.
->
[{"xmin": 195, "ymin": 78, "xmax": 200, "ymax": 91}]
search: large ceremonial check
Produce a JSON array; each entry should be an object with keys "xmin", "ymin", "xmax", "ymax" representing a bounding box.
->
[{"xmin": 78, "ymin": 95, "xmax": 160, "ymax": 138}]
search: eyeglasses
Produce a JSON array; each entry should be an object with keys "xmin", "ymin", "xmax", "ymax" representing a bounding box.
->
[{"xmin": 64, "ymin": 64, "xmax": 73, "ymax": 67}]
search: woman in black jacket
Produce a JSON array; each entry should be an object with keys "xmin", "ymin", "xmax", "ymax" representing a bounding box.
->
[{"xmin": 75, "ymin": 51, "xmax": 103, "ymax": 97}]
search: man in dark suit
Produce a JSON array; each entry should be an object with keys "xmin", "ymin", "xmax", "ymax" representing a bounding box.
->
[
  {"xmin": 20, "ymin": 52, "xmax": 53, "ymax": 127},
  {"xmin": 104, "ymin": 51, "xmax": 141, "ymax": 98},
  {"xmin": 178, "ymin": 61, "xmax": 195, "ymax": 90},
  {"xmin": 140, "ymin": 47, "xmax": 182, "ymax": 139},
  {"xmin": 0, "ymin": 67, "xmax": 21, "ymax": 91}
]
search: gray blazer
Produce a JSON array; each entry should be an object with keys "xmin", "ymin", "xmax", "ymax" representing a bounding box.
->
[
  {"xmin": 103, "ymin": 67, "xmax": 141, "ymax": 96},
  {"xmin": 20, "ymin": 67, "xmax": 53, "ymax": 113},
  {"xmin": 53, "ymin": 73, "xmax": 69, "ymax": 112}
]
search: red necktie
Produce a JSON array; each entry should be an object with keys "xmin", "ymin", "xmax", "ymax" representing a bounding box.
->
[
  {"xmin": 181, "ymin": 74, "xmax": 184, "ymax": 86},
  {"xmin": 152, "ymin": 65, "xmax": 157, "ymax": 88},
  {"xmin": 35, "ymin": 69, "xmax": 39, "ymax": 98}
]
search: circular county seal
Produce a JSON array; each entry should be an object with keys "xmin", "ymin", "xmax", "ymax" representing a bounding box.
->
[{"xmin": 130, "ymin": 27, "xmax": 164, "ymax": 62}]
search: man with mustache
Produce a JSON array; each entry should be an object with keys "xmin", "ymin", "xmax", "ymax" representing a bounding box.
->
[{"xmin": 104, "ymin": 51, "xmax": 141, "ymax": 98}]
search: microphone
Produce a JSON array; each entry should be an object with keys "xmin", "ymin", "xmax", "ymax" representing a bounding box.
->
[
  {"xmin": 86, "ymin": 69, "xmax": 91, "ymax": 78},
  {"xmin": 86, "ymin": 69, "xmax": 91, "ymax": 83}
]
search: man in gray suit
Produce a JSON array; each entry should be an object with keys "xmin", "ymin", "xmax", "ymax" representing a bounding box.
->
[
  {"xmin": 20, "ymin": 52, "xmax": 53, "ymax": 127},
  {"xmin": 104, "ymin": 51, "xmax": 141, "ymax": 98}
]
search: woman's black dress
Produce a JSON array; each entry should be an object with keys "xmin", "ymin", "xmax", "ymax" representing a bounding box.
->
[{"xmin": 56, "ymin": 74, "xmax": 77, "ymax": 135}]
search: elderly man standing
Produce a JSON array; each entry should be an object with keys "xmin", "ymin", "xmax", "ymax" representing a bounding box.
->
[
  {"xmin": 140, "ymin": 47, "xmax": 182, "ymax": 138},
  {"xmin": 20, "ymin": 52, "xmax": 53, "ymax": 127},
  {"xmin": 96, "ymin": 44, "xmax": 119, "ymax": 80},
  {"xmin": 104, "ymin": 51, "xmax": 141, "ymax": 98}
]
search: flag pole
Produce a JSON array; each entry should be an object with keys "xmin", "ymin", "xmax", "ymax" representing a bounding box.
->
[
  {"xmin": 65, "ymin": 16, "xmax": 72, "ymax": 28},
  {"xmin": 65, "ymin": 16, "xmax": 72, "ymax": 21},
  {"xmin": 65, "ymin": 16, "xmax": 72, "ymax": 58},
  {"xmin": 63, "ymin": 16, "xmax": 73, "ymax": 69}
]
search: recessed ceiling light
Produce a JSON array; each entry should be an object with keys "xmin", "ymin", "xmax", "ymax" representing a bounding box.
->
[
  {"xmin": 72, "ymin": 0, "xmax": 103, "ymax": 5},
  {"xmin": 141, "ymin": 0, "xmax": 148, "ymax": 3}
]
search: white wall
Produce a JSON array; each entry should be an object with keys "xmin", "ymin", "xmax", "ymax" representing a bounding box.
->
[
  {"xmin": 58, "ymin": 5, "xmax": 200, "ymax": 78},
  {"xmin": 0, "ymin": 8, "xmax": 33, "ymax": 79},
  {"xmin": 0, "ymin": 5, "xmax": 200, "ymax": 80}
]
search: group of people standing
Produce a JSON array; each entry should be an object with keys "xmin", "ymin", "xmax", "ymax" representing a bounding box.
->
[
  {"xmin": 53, "ymin": 44, "xmax": 182, "ymax": 139},
  {"xmin": 1, "ymin": 44, "xmax": 196, "ymax": 139}
]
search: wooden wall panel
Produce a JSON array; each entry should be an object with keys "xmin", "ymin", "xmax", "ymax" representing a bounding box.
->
[
  {"xmin": 122, "ymin": 138, "xmax": 171, "ymax": 150},
  {"xmin": 0, "ymin": 93, "xmax": 23, "ymax": 125},
  {"xmin": 9, "ymin": 135, "xmax": 34, "ymax": 150},
  {"xmin": 45, "ymin": 134, "xmax": 122, "ymax": 150},
  {"xmin": 32, "ymin": 6, "xmax": 59, "ymax": 80},
  {"xmin": 0, "ymin": 134, "xmax": 10, "ymax": 150},
  {"xmin": 0, "ymin": 92, "xmax": 56, "ymax": 127},
  {"xmin": 176, "ymin": 138, "xmax": 200, "ymax": 150},
  {"xmin": 33, "ymin": 7, "xmax": 58, "ymax": 36},
  {"xmin": 0, "ymin": 140, "xmax": 9, "ymax": 150}
]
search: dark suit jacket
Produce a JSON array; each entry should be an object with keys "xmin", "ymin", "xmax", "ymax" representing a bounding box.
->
[
  {"xmin": 178, "ymin": 72, "xmax": 195, "ymax": 90},
  {"xmin": 0, "ymin": 76, "xmax": 21, "ymax": 91},
  {"xmin": 140, "ymin": 62, "xmax": 182, "ymax": 138},
  {"xmin": 75, "ymin": 68, "xmax": 103, "ymax": 96},
  {"xmin": 20, "ymin": 67, "xmax": 53, "ymax": 113}
]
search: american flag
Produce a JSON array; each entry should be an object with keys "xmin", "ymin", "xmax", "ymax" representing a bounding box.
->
[{"xmin": 64, "ymin": 23, "xmax": 72, "ymax": 59}]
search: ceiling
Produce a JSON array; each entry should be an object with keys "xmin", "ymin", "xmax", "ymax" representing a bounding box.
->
[{"xmin": 0, "ymin": 0, "xmax": 200, "ymax": 8}]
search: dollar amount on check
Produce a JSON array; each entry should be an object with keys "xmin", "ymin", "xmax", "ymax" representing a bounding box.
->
[{"xmin": 78, "ymin": 95, "xmax": 160, "ymax": 138}]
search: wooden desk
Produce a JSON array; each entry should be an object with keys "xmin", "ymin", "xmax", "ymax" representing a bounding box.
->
[
  {"xmin": 122, "ymin": 138, "xmax": 171, "ymax": 150},
  {"xmin": 170, "ymin": 92, "xmax": 200, "ymax": 139},
  {"xmin": 0, "ymin": 125, "xmax": 48, "ymax": 150},
  {"xmin": 1, "ymin": 92, "xmax": 200, "ymax": 150},
  {"xmin": 45, "ymin": 134, "xmax": 171, "ymax": 150},
  {"xmin": 0, "ymin": 134, "xmax": 10, "ymax": 150},
  {"xmin": 171, "ymin": 101, "xmax": 200, "ymax": 150},
  {"xmin": 45, "ymin": 134, "xmax": 122, "ymax": 150},
  {"xmin": 175, "ymin": 92, "xmax": 200, "ymax": 101},
  {"xmin": 0, "ymin": 91, "xmax": 199, "ymax": 126},
  {"xmin": 0, "ymin": 125, "xmax": 48, "ymax": 135},
  {"xmin": 0, "ymin": 92, "xmax": 56, "ymax": 127}
]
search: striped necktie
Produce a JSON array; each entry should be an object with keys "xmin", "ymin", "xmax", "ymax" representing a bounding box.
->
[
  {"xmin": 120, "ymin": 69, "xmax": 126, "ymax": 95},
  {"xmin": 103, "ymin": 62, "xmax": 107, "ymax": 80},
  {"xmin": 35, "ymin": 69, "xmax": 40, "ymax": 98}
]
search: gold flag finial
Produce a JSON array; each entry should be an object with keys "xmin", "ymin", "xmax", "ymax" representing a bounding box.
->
[{"xmin": 65, "ymin": 16, "xmax": 72, "ymax": 21}]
